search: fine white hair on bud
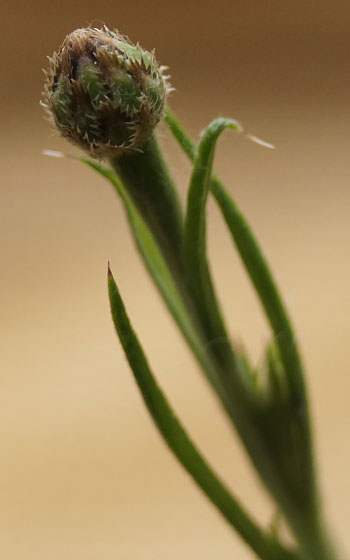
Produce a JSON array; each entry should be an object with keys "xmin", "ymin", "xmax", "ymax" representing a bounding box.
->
[{"xmin": 42, "ymin": 26, "xmax": 171, "ymax": 158}]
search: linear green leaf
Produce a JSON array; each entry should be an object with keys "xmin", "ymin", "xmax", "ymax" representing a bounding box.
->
[
  {"xmin": 166, "ymin": 109, "xmax": 308, "ymax": 414},
  {"xmin": 184, "ymin": 118, "xmax": 243, "ymax": 375},
  {"xmin": 107, "ymin": 266, "xmax": 298, "ymax": 560},
  {"xmin": 164, "ymin": 108, "xmax": 317, "ymax": 538}
]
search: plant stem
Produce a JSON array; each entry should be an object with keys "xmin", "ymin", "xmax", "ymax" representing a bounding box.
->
[
  {"xmin": 111, "ymin": 137, "xmax": 244, "ymax": 387},
  {"xmin": 110, "ymin": 137, "xmax": 185, "ymax": 284}
]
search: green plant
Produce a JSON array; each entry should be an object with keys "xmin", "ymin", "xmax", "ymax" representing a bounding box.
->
[{"xmin": 42, "ymin": 25, "xmax": 342, "ymax": 560}]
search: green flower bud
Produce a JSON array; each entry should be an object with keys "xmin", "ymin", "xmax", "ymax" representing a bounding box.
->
[{"xmin": 42, "ymin": 26, "xmax": 171, "ymax": 158}]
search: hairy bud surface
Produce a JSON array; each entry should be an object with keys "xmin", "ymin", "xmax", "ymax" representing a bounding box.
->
[{"xmin": 42, "ymin": 26, "xmax": 170, "ymax": 158}]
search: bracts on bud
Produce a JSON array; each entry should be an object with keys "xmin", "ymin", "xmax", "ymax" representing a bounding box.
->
[{"xmin": 42, "ymin": 26, "xmax": 171, "ymax": 158}]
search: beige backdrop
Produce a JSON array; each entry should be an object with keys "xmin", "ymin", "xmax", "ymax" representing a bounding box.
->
[{"xmin": 1, "ymin": 1, "xmax": 350, "ymax": 558}]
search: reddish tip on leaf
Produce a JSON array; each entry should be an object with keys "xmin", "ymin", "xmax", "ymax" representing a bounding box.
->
[{"xmin": 107, "ymin": 261, "xmax": 113, "ymax": 278}]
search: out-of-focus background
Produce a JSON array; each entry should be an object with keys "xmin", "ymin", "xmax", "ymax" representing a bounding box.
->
[{"xmin": 1, "ymin": 1, "xmax": 350, "ymax": 558}]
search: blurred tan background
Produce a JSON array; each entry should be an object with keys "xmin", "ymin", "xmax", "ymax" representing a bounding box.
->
[{"xmin": 1, "ymin": 1, "xmax": 350, "ymax": 558}]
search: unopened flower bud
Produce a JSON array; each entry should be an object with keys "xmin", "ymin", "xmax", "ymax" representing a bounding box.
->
[{"xmin": 42, "ymin": 26, "xmax": 170, "ymax": 158}]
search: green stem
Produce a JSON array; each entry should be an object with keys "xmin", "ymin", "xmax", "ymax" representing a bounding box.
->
[
  {"xmin": 298, "ymin": 516, "xmax": 341, "ymax": 560},
  {"xmin": 111, "ymin": 135, "xmax": 242, "ymax": 381},
  {"xmin": 110, "ymin": 137, "xmax": 185, "ymax": 283}
]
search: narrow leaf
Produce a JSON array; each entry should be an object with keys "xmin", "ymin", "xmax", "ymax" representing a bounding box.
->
[
  {"xmin": 184, "ymin": 118, "xmax": 243, "ymax": 376},
  {"xmin": 107, "ymin": 266, "xmax": 297, "ymax": 560},
  {"xmin": 165, "ymin": 109, "xmax": 307, "ymax": 412},
  {"xmin": 165, "ymin": 109, "xmax": 315, "ymax": 514}
]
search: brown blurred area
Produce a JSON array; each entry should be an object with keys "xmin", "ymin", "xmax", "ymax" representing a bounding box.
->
[{"xmin": 1, "ymin": 1, "xmax": 350, "ymax": 558}]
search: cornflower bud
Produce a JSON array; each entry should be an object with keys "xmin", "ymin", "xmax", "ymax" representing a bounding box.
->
[{"xmin": 42, "ymin": 26, "xmax": 170, "ymax": 158}]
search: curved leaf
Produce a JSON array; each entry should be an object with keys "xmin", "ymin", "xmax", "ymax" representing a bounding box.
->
[
  {"xmin": 165, "ymin": 109, "xmax": 307, "ymax": 413},
  {"xmin": 184, "ymin": 118, "xmax": 243, "ymax": 377},
  {"xmin": 107, "ymin": 266, "xmax": 298, "ymax": 560},
  {"xmin": 164, "ymin": 109, "xmax": 317, "ymax": 536}
]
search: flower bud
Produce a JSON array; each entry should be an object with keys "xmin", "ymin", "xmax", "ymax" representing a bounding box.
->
[{"xmin": 42, "ymin": 26, "xmax": 171, "ymax": 158}]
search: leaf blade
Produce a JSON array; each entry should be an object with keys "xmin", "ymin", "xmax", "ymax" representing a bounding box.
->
[
  {"xmin": 184, "ymin": 118, "xmax": 243, "ymax": 376},
  {"xmin": 164, "ymin": 109, "xmax": 317, "ymax": 525},
  {"xmin": 165, "ymin": 109, "xmax": 307, "ymax": 411},
  {"xmin": 107, "ymin": 266, "xmax": 295, "ymax": 560}
]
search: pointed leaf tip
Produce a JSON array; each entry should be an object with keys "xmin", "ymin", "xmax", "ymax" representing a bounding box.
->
[{"xmin": 107, "ymin": 261, "xmax": 113, "ymax": 277}]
